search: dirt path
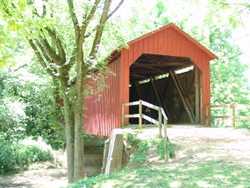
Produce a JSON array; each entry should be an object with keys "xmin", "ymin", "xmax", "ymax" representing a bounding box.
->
[
  {"xmin": 139, "ymin": 126, "xmax": 250, "ymax": 166},
  {"xmin": 0, "ymin": 127, "xmax": 250, "ymax": 188},
  {"xmin": 0, "ymin": 163, "xmax": 67, "ymax": 188}
]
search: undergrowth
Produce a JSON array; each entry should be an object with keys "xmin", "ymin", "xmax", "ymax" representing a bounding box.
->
[
  {"xmin": 155, "ymin": 138, "xmax": 176, "ymax": 159},
  {"xmin": 0, "ymin": 137, "xmax": 53, "ymax": 174}
]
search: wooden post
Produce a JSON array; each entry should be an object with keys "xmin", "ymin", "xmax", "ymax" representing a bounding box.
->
[
  {"xmin": 138, "ymin": 100, "xmax": 143, "ymax": 129},
  {"xmin": 105, "ymin": 129, "xmax": 124, "ymax": 175},
  {"xmin": 194, "ymin": 67, "xmax": 200, "ymax": 124},
  {"xmin": 158, "ymin": 108, "xmax": 162, "ymax": 138},
  {"xmin": 231, "ymin": 104, "xmax": 236, "ymax": 128},
  {"xmin": 163, "ymin": 118, "xmax": 168, "ymax": 161},
  {"xmin": 101, "ymin": 139, "xmax": 110, "ymax": 173},
  {"xmin": 151, "ymin": 78, "xmax": 163, "ymax": 107},
  {"xmin": 169, "ymin": 71, "xmax": 195, "ymax": 123}
]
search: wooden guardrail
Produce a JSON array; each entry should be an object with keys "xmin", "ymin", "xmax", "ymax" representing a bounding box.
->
[
  {"xmin": 122, "ymin": 100, "xmax": 168, "ymax": 138},
  {"xmin": 210, "ymin": 104, "xmax": 250, "ymax": 127}
]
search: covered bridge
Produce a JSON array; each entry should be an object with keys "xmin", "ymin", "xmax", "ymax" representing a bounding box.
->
[{"xmin": 85, "ymin": 23, "xmax": 217, "ymax": 136}]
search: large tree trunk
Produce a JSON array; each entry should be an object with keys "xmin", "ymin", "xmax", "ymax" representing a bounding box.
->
[
  {"xmin": 62, "ymin": 94, "xmax": 75, "ymax": 183},
  {"xmin": 73, "ymin": 96, "xmax": 85, "ymax": 181},
  {"xmin": 73, "ymin": 39, "xmax": 86, "ymax": 181}
]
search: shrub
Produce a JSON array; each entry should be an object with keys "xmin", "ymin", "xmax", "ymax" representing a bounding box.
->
[
  {"xmin": 0, "ymin": 137, "xmax": 53, "ymax": 174},
  {"xmin": 156, "ymin": 138, "xmax": 175, "ymax": 160},
  {"xmin": 15, "ymin": 145, "xmax": 53, "ymax": 168},
  {"xmin": 0, "ymin": 138, "xmax": 16, "ymax": 174},
  {"xmin": 129, "ymin": 141, "xmax": 149, "ymax": 164},
  {"xmin": 0, "ymin": 70, "xmax": 65, "ymax": 149}
]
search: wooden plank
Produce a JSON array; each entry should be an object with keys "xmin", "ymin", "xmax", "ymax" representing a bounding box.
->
[
  {"xmin": 105, "ymin": 130, "xmax": 124, "ymax": 175},
  {"xmin": 139, "ymin": 100, "xmax": 143, "ymax": 129},
  {"xmin": 151, "ymin": 78, "xmax": 163, "ymax": 107},
  {"xmin": 141, "ymin": 100, "xmax": 160, "ymax": 111},
  {"xmin": 231, "ymin": 104, "xmax": 236, "ymax": 128},
  {"xmin": 124, "ymin": 114, "xmax": 140, "ymax": 118},
  {"xmin": 101, "ymin": 139, "xmax": 110, "ymax": 173},
  {"xmin": 142, "ymin": 114, "xmax": 159, "ymax": 125},
  {"xmin": 158, "ymin": 109, "xmax": 162, "ymax": 138},
  {"xmin": 194, "ymin": 67, "xmax": 200, "ymax": 123},
  {"xmin": 161, "ymin": 77, "xmax": 171, "ymax": 119},
  {"xmin": 123, "ymin": 101, "xmax": 140, "ymax": 106},
  {"xmin": 161, "ymin": 108, "xmax": 168, "ymax": 121},
  {"xmin": 169, "ymin": 71, "xmax": 195, "ymax": 123}
]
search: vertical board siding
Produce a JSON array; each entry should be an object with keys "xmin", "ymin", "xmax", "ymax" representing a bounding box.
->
[
  {"xmin": 120, "ymin": 26, "xmax": 212, "ymax": 125},
  {"xmin": 85, "ymin": 24, "xmax": 215, "ymax": 137},
  {"xmin": 84, "ymin": 59, "xmax": 120, "ymax": 136}
]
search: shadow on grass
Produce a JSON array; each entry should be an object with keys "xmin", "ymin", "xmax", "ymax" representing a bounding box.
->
[{"xmin": 70, "ymin": 160, "xmax": 250, "ymax": 188}]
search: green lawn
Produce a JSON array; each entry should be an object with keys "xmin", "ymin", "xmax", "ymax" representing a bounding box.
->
[{"xmin": 70, "ymin": 160, "xmax": 250, "ymax": 188}]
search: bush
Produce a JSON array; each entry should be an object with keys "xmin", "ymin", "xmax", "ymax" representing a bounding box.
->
[
  {"xmin": 15, "ymin": 145, "xmax": 53, "ymax": 168},
  {"xmin": 156, "ymin": 138, "xmax": 175, "ymax": 159},
  {"xmin": 0, "ymin": 137, "xmax": 53, "ymax": 174},
  {"xmin": 129, "ymin": 141, "xmax": 149, "ymax": 164},
  {"xmin": 0, "ymin": 138, "xmax": 17, "ymax": 173},
  {"xmin": 0, "ymin": 70, "xmax": 65, "ymax": 149}
]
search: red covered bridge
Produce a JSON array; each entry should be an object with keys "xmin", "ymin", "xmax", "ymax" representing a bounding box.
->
[{"xmin": 85, "ymin": 23, "xmax": 217, "ymax": 136}]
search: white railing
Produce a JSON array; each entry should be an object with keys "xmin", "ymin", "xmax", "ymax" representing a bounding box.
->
[{"xmin": 122, "ymin": 100, "xmax": 168, "ymax": 138}]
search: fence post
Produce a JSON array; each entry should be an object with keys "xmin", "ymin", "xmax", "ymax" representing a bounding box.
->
[
  {"xmin": 139, "ymin": 100, "xmax": 143, "ymax": 129},
  {"xmin": 231, "ymin": 104, "xmax": 236, "ymax": 128},
  {"xmin": 158, "ymin": 108, "xmax": 162, "ymax": 138},
  {"xmin": 163, "ymin": 117, "xmax": 168, "ymax": 161}
]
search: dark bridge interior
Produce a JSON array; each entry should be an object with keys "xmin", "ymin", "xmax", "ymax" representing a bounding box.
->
[{"xmin": 129, "ymin": 53, "xmax": 200, "ymax": 124}]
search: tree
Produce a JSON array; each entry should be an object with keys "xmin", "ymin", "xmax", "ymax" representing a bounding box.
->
[{"xmin": 0, "ymin": 0, "xmax": 124, "ymax": 182}]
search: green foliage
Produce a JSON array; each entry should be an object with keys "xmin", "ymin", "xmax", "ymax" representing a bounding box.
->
[
  {"xmin": 0, "ymin": 136, "xmax": 53, "ymax": 174},
  {"xmin": 0, "ymin": 18, "xmax": 21, "ymax": 67},
  {"xmin": 123, "ymin": 132, "xmax": 149, "ymax": 164},
  {"xmin": 0, "ymin": 68, "xmax": 64, "ymax": 149},
  {"xmin": 83, "ymin": 134, "xmax": 105, "ymax": 147},
  {"xmin": 155, "ymin": 138, "xmax": 175, "ymax": 160},
  {"xmin": 15, "ymin": 144, "xmax": 52, "ymax": 168},
  {"xmin": 70, "ymin": 160, "xmax": 250, "ymax": 188},
  {"xmin": 0, "ymin": 72, "xmax": 27, "ymax": 141},
  {"xmin": 124, "ymin": 132, "xmax": 141, "ymax": 147},
  {"xmin": 69, "ymin": 173, "xmax": 110, "ymax": 188},
  {"xmin": 0, "ymin": 137, "xmax": 17, "ymax": 173},
  {"xmin": 130, "ymin": 141, "xmax": 149, "ymax": 164}
]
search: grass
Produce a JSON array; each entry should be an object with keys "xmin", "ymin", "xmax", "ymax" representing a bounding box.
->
[{"xmin": 70, "ymin": 160, "xmax": 250, "ymax": 188}]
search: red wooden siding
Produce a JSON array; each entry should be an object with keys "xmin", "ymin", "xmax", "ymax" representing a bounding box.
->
[
  {"xmin": 84, "ymin": 23, "xmax": 216, "ymax": 136},
  {"xmin": 119, "ymin": 24, "xmax": 215, "ymax": 124},
  {"xmin": 84, "ymin": 59, "xmax": 121, "ymax": 136}
]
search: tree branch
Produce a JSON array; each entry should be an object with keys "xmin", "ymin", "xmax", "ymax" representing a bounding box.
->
[
  {"xmin": 40, "ymin": 37, "xmax": 61, "ymax": 64},
  {"xmin": 67, "ymin": 0, "xmax": 80, "ymax": 38},
  {"xmin": 89, "ymin": 0, "xmax": 112, "ymax": 59},
  {"xmin": 84, "ymin": 0, "xmax": 124, "ymax": 39},
  {"xmin": 82, "ymin": 0, "xmax": 101, "ymax": 29},
  {"xmin": 107, "ymin": 0, "xmax": 124, "ymax": 20},
  {"xmin": 28, "ymin": 39, "xmax": 58, "ymax": 77},
  {"xmin": 46, "ymin": 28, "xmax": 66, "ymax": 62},
  {"xmin": 36, "ymin": 39, "xmax": 53, "ymax": 63}
]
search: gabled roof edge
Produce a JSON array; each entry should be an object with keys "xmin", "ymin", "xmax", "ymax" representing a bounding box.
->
[
  {"xmin": 108, "ymin": 23, "xmax": 217, "ymax": 64},
  {"xmin": 128, "ymin": 23, "xmax": 217, "ymax": 60}
]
